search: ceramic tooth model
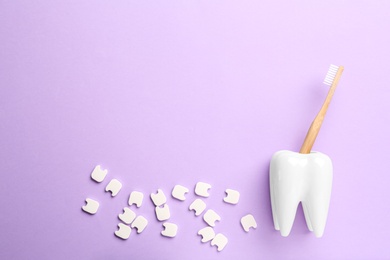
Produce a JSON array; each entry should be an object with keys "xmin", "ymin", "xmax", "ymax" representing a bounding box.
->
[
  {"xmin": 270, "ymin": 150, "xmax": 332, "ymax": 237},
  {"xmin": 270, "ymin": 64, "xmax": 344, "ymax": 238}
]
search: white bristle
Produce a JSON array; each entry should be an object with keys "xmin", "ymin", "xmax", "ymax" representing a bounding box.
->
[{"xmin": 323, "ymin": 64, "xmax": 339, "ymax": 86}]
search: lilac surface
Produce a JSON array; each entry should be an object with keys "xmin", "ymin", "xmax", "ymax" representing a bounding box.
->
[{"xmin": 1, "ymin": 1, "xmax": 389, "ymax": 259}]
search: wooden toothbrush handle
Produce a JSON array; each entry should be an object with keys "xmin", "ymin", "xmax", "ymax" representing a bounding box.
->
[{"xmin": 299, "ymin": 66, "xmax": 344, "ymax": 154}]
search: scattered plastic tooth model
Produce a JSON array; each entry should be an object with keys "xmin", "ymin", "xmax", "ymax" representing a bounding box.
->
[
  {"xmin": 240, "ymin": 214, "xmax": 257, "ymax": 232},
  {"xmin": 161, "ymin": 223, "xmax": 178, "ymax": 238},
  {"xmin": 223, "ymin": 189, "xmax": 240, "ymax": 205},
  {"xmin": 172, "ymin": 185, "xmax": 189, "ymax": 201},
  {"xmin": 128, "ymin": 191, "xmax": 144, "ymax": 207},
  {"xmin": 189, "ymin": 198, "xmax": 206, "ymax": 216},
  {"xmin": 115, "ymin": 223, "xmax": 132, "ymax": 240},
  {"xmin": 198, "ymin": 227, "xmax": 215, "ymax": 242},
  {"xmin": 195, "ymin": 182, "xmax": 211, "ymax": 197},
  {"xmin": 105, "ymin": 179, "xmax": 122, "ymax": 197},
  {"xmin": 211, "ymin": 233, "xmax": 228, "ymax": 252},
  {"xmin": 90, "ymin": 165, "xmax": 108, "ymax": 183},
  {"xmin": 150, "ymin": 189, "xmax": 167, "ymax": 207},
  {"xmin": 82, "ymin": 198, "xmax": 99, "ymax": 214},
  {"xmin": 203, "ymin": 209, "xmax": 221, "ymax": 227},
  {"xmin": 131, "ymin": 216, "xmax": 148, "ymax": 234},
  {"xmin": 155, "ymin": 204, "xmax": 171, "ymax": 221},
  {"xmin": 118, "ymin": 207, "xmax": 136, "ymax": 225}
]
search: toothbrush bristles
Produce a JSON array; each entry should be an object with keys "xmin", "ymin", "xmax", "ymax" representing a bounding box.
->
[{"xmin": 323, "ymin": 64, "xmax": 339, "ymax": 86}]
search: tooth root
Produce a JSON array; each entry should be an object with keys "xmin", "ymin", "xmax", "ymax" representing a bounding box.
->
[
  {"xmin": 305, "ymin": 157, "xmax": 333, "ymax": 238},
  {"xmin": 270, "ymin": 151, "xmax": 304, "ymax": 237},
  {"xmin": 302, "ymin": 202, "xmax": 313, "ymax": 232},
  {"xmin": 303, "ymin": 194, "xmax": 330, "ymax": 238},
  {"xmin": 270, "ymin": 181, "xmax": 280, "ymax": 231},
  {"xmin": 304, "ymin": 176, "xmax": 332, "ymax": 237},
  {"xmin": 274, "ymin": 193, "xmax": 300, "ymax": 237}
]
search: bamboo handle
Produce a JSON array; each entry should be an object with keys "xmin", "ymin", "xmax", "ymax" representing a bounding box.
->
[{"xmin": 299, "ymin": 66, "xmax": 344, "ymax": 154}]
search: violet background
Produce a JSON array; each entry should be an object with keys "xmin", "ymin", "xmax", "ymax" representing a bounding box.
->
[{"xmin": 1, "ymin": 1, "xmax": 389, "ymax": 259}]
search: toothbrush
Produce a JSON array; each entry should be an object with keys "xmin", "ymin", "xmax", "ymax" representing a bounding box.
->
[{"xmin": 299, "ymin": 64, "xmax": 344, "ymax": 154}]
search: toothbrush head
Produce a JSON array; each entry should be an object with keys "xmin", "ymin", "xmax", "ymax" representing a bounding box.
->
[{"xmin": 323, "ymin": 64, "xmax": 340, "ymax": 86}]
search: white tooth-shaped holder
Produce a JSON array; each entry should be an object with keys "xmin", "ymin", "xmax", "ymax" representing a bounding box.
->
[{"xmin": 270, "ymin": 150, "xmax": 333, "ymax": 238}]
